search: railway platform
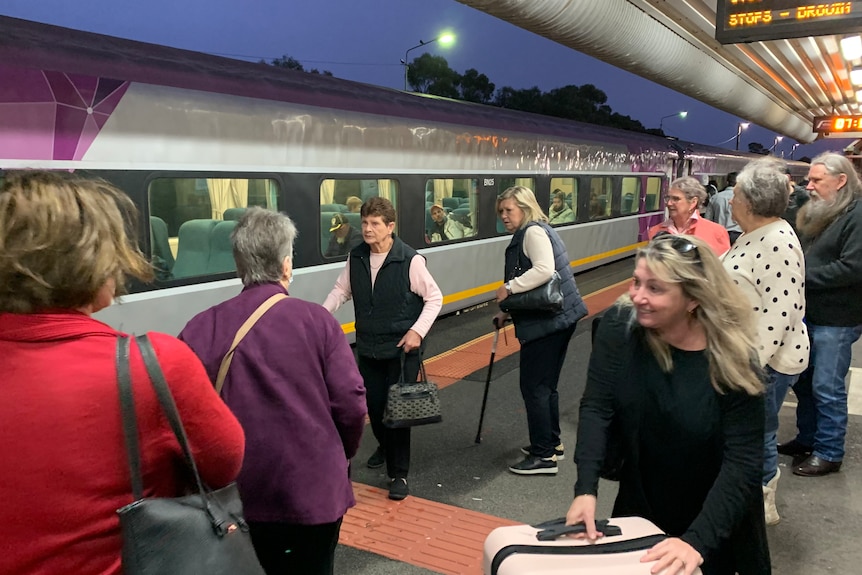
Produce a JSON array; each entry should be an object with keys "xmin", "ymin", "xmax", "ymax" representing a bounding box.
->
[{"xmin": 335, "ymin": 259, "xmax": 862, "ymax": 575}]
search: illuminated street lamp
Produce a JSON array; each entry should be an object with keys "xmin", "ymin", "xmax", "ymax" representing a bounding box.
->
[
  {"xmin": 659, "ymin": 111, "xmax": 687, "ymax": 133},
  {"xmin": 402, "ymin": 32, "xmax": 455, "ymax": 91},
  {"xmin": 735, "ymin": 122, "xmax": 750, "ymax": 151},
  {"xmin": 769, "ymin": 135, "xmax": 784, "ymax": 152},
  {"xmin": 790, "ymin": 143, "xmax": 801, "ymax": 159}
]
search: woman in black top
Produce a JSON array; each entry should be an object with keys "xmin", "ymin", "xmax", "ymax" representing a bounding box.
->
[{"xmin": 567, "ymin": 235, "xmax": 769, "ymax": 575}]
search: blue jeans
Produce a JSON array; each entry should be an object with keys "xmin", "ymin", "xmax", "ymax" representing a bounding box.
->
[
  {"xmin": 793, "ymin": 323, "xmax": 862, "ymax": 462},
  {"xmin": 763, "ymin": 366, "xmax": 799, "ymax": 484}
]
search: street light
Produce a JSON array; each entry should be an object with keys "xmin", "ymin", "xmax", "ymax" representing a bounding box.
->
[
  {"xmin": 769, "ymin": 135, "xmax": 784, "ymax": 152},
  {"xmin": 659, "ymin": 111, "xmax": 688, "ymax": 133},
  {"xmin": 790, "ymin": 143, "xmax": 800, "ymax": 159},
  {"xmin": 735, "ymin": 122, "xmax": 750, "ymax": 151},
  {"xmin": 402, "ymin": 32, "xmax": 455, "ymax": 91}
]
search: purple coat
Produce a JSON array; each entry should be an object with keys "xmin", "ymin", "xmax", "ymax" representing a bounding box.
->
[{"xmin": 179, "ymin": 282, "xmax": 366, "ymax": 524}]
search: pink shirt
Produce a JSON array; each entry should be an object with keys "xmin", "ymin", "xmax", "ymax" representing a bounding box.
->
[
  {"xmin": 323, "ymin": 253, "xmax": 443, "ymax": 338},
  {"xmin": 648, "ymin": 212, "xmax": 731, "ymax": 257}
]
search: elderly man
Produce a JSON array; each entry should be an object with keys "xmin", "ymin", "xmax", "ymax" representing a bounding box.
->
[{"xmin": 778, "ymin": 153, "xmax": 862, "ymax": 477}]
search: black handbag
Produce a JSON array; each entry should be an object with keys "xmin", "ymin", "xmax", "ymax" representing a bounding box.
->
[
  {"xmin": 115, "ymin": 335, "xmax": 265, "ymax": 575},
  {"xmin": 499, "ymin": 271, "xmax": 564, "ymax": 312},
  {"xmin": 382, "ymin": 354, "xmax": 442, "ymax": 428}
]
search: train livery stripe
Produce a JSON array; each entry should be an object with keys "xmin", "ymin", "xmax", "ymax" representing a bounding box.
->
[{"xmin": 338, "ymin": 242, "xmax": 644, "ymax": 334}]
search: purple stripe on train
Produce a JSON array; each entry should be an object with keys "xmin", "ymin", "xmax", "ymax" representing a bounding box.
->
[{"xmin": 0, "ymin": 64, "xmax": 128, "ymax": 161}]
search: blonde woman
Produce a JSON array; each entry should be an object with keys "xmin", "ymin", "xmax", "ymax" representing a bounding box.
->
[
  {"xmin": 567, "ymin": 235, "xmax": 769, "ymax": 575},
  {"xmin": 493, "ymin": 186, "xmax": 588, "ymax": 475}
]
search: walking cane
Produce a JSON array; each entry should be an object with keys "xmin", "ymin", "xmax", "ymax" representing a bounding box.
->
[{"xmin": 475, "ymin": 324, "xmax": 501, "ymax": 444}]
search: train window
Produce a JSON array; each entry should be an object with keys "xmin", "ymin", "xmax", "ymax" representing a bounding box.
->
[
  {"xmin": 319, "ymin": 178, "xmax": 399, "ymax": 258},
  {"xmin": 549, "ymin": 178, "xmax": 577, "ymax": 225},
  {"xmin": 425, "ymin": 178, "xmax": 477, "ymax": 244},
  {"xmin": 645, "ymin": 177, "xmax": 662, "ymax": 211},
  {"xmin": 147, "ymin": 177, "xmax": 280, "ymax": 281},
  {"xmin": 497, "ymin": 177, "xmax": 535, "ymax": 233},
  {"xmin": 588, "ymin": 177, "xmax": 613, "ymax": 220},
  {"xmin": 621, "ymin": 177, "xmax": 640, "ymax": 215}
]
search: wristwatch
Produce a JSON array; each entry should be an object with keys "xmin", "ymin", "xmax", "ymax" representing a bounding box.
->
[{"xmin": 504, "ymin": 282, "xmax": 512, "ymax": 295}]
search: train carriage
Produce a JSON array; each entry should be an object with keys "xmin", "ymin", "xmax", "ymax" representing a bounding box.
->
[{"xmin": 0, "ymin": 16, "xmax": 808, "ymax": 336}]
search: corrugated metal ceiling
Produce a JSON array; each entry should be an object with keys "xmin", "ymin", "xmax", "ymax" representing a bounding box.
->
[{"xmin": 458, "ymin": 0, "xmax": 858, "ymax": 144}]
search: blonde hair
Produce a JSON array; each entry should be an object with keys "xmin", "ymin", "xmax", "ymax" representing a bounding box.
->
[
  {"xmin": 0, "ymin": 171, "xmax": 153, "ymax": 313},
  {"xmin": 621, "ymin": 234, "xmax": 762, "ymax": 396},
  {"xmin": 497, "ymin": 186, "xmax": 548, "ymax": 226}
]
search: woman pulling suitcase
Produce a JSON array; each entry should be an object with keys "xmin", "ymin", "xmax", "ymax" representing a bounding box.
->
[{"xmin": 567, "ymin": 234, "xmax": 770, "ymax": 575}]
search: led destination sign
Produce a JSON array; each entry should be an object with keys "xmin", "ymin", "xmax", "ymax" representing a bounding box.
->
[
  {"xmin": 716, "ymin": 1, "xmax": 862, "ymax": 44},
  {"xmin": 813, "ymin": 115, "xmax": 862, "ymax": 133}
]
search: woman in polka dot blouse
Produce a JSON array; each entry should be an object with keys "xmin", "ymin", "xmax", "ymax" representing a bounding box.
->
[{"xmin": 722, "ymin": 157, "xmax": 809, "ymax": 526}]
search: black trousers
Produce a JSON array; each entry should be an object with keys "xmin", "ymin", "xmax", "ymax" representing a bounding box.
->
[
  {"xmin": 358, "ymin": 352, "xmax": 420, "ymax": 479},
  {"xmin": 519, "ymin": 325, "xmax": 576, "ymax": 458},
  {"xmin": 248, "ymin": 518, "xmax": 343, "ymax": 575}
]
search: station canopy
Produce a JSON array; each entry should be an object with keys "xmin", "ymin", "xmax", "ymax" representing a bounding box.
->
[{"xmin": 459, "ymin": 0, "xmax": 862, "ymax": 143}]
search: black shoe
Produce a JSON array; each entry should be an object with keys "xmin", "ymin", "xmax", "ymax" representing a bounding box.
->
[
  {"xmin": 388, "ymin": 477, "xmax": 409, "ymax": 500},
  {"xmin": 777, "ymin": 439, "xmax": 812, "ymax": 457},
  {"xmin": 508, "ymin": 455, "xmax": 558, "ymax": 475},
  {"xmin": 520, "ymin": 444, "xmax": 565, "ymax": 461},
  {"xmin": 793, "ymin": 455, "xmax": 842, "ymax": 477},
  {"xmin": 367, "ymin": 446, "xmax": 385, "ymax": 469}
]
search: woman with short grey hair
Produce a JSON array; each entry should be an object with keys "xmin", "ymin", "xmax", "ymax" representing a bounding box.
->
[
  {"xmin": 232, "ymin": 207, "xmax": 297, "ymax": 285},
  {"xmin": 648, "ymin": 176, "xmax": 731, "ymax": 256},
  {"xmin": 722, "ymin": 157, "xmax": 808, "ymax": 526},
  {"xmin": 180, "ymin": 206, "xmax": 367, "ymax": 575}
]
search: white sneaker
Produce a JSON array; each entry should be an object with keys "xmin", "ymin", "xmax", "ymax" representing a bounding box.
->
[{"xmin": 763, "ymin": 468, "xmax": 780, "ymax": 525}]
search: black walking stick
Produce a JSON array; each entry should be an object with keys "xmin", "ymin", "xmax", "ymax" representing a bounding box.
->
[{"xmin": 475, "ymin": 323, "xmax": 502, "ymax": 444}]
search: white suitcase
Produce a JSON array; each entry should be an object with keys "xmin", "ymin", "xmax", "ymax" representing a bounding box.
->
[{"xmin": 483, "ymin": 516, "xmax": 703, "ymax": 574}]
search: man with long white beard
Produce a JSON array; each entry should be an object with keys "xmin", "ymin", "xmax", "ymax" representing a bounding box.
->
[{"xmin": 779, "ymin": 152, "xmax": 862, "ymax": 477}]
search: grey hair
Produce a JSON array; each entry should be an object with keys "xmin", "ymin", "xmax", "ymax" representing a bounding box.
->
[
  {"xmin": 735, "ymin": 158, "xmax": 791, "ymax": 218},
  {"xmin": 798, "ymin": 152, "xmax": 862, "ymax": 237},
  {"xmin": 811, "ymin": 152, "xmax": 862, "ymax": 200},
  {"xmin": 231, "ymin": 207, "xmax": 297, "ymax": 286},
  {"xmin": 670, "ymin": 176, "xmax": 707, "ymax": 209}
]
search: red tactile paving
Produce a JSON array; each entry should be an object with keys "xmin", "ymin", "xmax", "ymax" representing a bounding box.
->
[
  {"xmin": 340, "ymin": 483, "xmax": 519, "ymax": 575},
  {"xmin": 341, "ymin": 279, "xmax": 631, "ymax": 573}
]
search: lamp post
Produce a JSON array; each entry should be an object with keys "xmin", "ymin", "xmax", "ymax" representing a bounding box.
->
[
  {"xmin": 402, "ymin": 32, "xmax": 455, "ymax": 91},
  {"xmin": 769, "ymin": 135, "xmax": 784, "ymax": 153},
  {"xmin": 735, "ymin": 122, "xmax": 750, "ymax": 151},
  {"xmin": 790, "ymin": 143, "xmax": 800, "ymax": 159},
  {"xmin": 658, "ymin": 111, "xmax": 688, "ymax": 133}
]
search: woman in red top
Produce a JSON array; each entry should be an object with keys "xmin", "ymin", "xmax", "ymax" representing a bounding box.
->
[
  {"xmin": 649, "ymin": 177, "xmax": 731, "ymax": 257},
  {"xmin": 0, "ymin": 172, "xmax": 245, "ymax": 575}
]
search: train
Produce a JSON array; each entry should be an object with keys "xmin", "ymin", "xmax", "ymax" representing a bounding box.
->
[{"xmin": 0, "ymin": 16, "xmax": 810, "ymax": 337}]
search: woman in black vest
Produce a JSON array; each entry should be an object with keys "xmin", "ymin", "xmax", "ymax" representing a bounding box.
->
[{"xmin": 493, "ymin": 186, "xmax": 588, "ymax": 475}]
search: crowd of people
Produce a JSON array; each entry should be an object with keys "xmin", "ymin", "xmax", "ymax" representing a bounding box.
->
[{"xmin": 1, "ymin": 152, "xmax": 860, "ymax": 574}]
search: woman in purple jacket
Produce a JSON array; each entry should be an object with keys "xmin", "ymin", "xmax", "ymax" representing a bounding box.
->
[{"xmin": 179, "ymin": 207, "xmax": 367, "ymax": 575}]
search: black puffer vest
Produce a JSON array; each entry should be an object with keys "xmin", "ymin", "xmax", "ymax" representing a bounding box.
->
[
  {"xmin": 504, "ymin": 222, "xmax": 588, "ymax": 343},
  {"xmin": 350, "ymin": 235, "xmax": 425, "ymax": 359}
]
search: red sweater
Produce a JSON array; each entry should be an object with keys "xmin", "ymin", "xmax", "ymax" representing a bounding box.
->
[{"xmin": 0, "ymin": 311, "xmax": 245, "ymax": 575}]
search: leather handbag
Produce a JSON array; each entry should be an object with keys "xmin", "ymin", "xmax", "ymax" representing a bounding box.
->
[
  {"xmin": 499, "ymin": 271, "xmax": 564, "ymax": 312},
  {"xmin": 115, "ymin": 335, "xmax": 265, "ymax": 575},
  {"xmin": 383, "ymin": 354, "xmax": 442, "ymax": 428}
]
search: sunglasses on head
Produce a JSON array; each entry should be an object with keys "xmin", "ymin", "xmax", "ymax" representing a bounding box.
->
[{"xmin": 651, "ymin": 233, "xmax": 700, "ymax": 257}]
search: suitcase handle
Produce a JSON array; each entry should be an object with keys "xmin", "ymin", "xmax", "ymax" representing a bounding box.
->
[{"xmin": 534, "ymin": 518, "xmax": 622, "ymax": 541}]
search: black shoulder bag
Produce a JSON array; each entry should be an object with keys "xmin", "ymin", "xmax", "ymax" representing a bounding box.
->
[{"xmin": 115, "ymin": 334, "xmax": 265, "ymax": 575}]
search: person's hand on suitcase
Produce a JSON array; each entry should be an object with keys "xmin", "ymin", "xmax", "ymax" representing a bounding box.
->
[
  {"xmin": 564, "ymin": 495, "xmax": 603, "ymax": 540},
  {"xmin": 640, "ymin": 537, "xmax": 702, "ymax": 575}
]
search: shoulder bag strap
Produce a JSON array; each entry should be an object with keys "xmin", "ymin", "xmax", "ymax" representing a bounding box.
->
[
  {"xmin": 215, "ymin": 293, "xmax": 288, "ymax": 394},
  {"xmin": 135, "ymin": 334, "xmax": 209, "ymax": 499},
  {"xmin": 116, "ymin": 335, "xmax": 144, "ymax": 500}
]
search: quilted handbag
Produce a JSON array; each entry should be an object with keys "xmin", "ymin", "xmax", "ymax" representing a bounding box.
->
[
  {"xmin": 115, "ymin": 335, "xmax": 265, "ymax": 575},
  {"xmin": 383, "ymin": 355, "xmax": 442, "ymax": 428}
]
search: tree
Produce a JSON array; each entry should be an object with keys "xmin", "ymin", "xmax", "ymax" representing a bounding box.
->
[
  {"xmin": 493, "ymin": 86, "xmax": 544, "ymax": 114},
  {"xmin": 407, "ymin": 53, "xmax": 460, "ymax": 98},
  {"xmin": 748, "ymin": 142, "xmax": 770, "ymax": 155},
  {"xmin": 264, "ymin": 55, "xmax": 333, "ymax": 76},
  {"xmin": 458, "ymin": 69, "xmax": 495, "ymax": 104}
]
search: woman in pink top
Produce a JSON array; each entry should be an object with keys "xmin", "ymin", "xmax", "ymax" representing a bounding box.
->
[{"xmin": 649, "ymin": 177, "xmax": 731, "ymax": 257}]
